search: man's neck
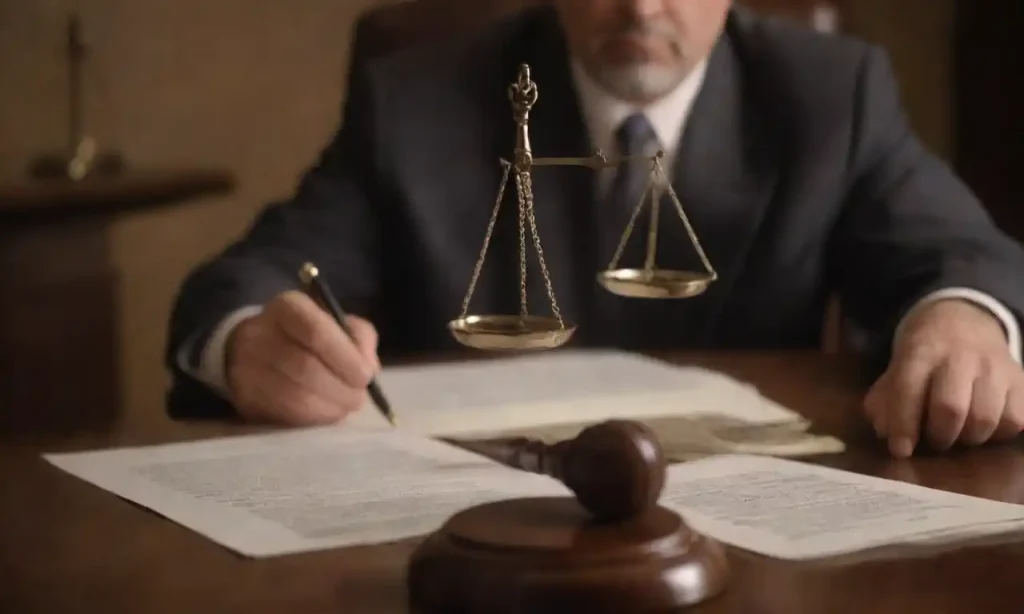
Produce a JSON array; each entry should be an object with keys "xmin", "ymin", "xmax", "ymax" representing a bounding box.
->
[{"xmin": 569, "ymin": 59, "xmax": 709, "ymax": 165}]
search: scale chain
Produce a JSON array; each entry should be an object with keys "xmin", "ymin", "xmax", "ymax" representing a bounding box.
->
[
  {"xmin": 657, "ymin": 159, "xmax": 717, "ymax": 277},
  {"xmin": 517, "ymin": 169, "xmax": 565, "ymax": 328},
  {"xmin": 456, "ymin": 157, "xmax": 566, "ymax": 328},
  {"xmin": 606, "ymin": 158, "xmax": 716, "ymax": 278},
  {"xmin": 607, "ymin": 160, "xmax": 658, "ymax": 270},
  {"xmin": 645, "ymin": 169, "xmax": 663, "ymax": 272},
  {"xmin": 518, "ymin": 171, "xmax": 529, "ymax": 317},
  {"xmin": 459, "ymin": 159, "xmax": 512, "ymax": 318}
]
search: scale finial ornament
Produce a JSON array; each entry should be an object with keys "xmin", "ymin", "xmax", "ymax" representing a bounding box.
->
[{"xmin": 508, "ymin": 63, "xmax": 538, "ymax": 123}]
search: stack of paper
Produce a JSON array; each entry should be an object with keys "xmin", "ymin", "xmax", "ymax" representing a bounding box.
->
[
  {"xmin": 45, "ymin": 428, "xmax": 1024, "ymax": 561},
  {"xmin": 347, "ymin": 350, "xmax": 844, "ymax": 459},
  {"xmin": 453, "ymin": 414, "xmax": 845, "ymax": 462}
]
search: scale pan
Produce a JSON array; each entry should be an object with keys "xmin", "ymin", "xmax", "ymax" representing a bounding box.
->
[
  {"xmin": 598, "ymin": 268, "xmax": 715, "ymax": 299},
  {"xmin": 448, "ymin": 315, "xmax": 576, "ymax": 350}
]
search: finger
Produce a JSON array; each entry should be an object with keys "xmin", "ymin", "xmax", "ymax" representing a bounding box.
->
[
  {"xmin": 231, "ymin": 360, "xmax": 344, "ymax": 426},
  {"xmin": 345, "ymin": 315, "xmax": 381, "ymax": 372},
  {"xmin": 238, "ymin": 304, "xmax": 370, "ymax": 418},
  {"xmin": 862, "ymin": 376, "xmax": 890, "ymax": 438},
  {"xmin": 268, "ymin": 291, "xmax": 374, "ymax": 388},
  {"xmin": 961, "ymin": 360, "xmax": 1008, "ymax": 445},
  {"xmin": 923, "ymin": 355, "xmax": 974, "ymax": 451},
  {"xmin": 886, "ymin": 354, "xmax": 937, "ymax": 458},
  {"xmin": 992, "ymin": 379, "xmax": 1024, "ymax": 441},
  {"xmin": 252, "ymin": 335, "xmax": 367, "ymax": 416}
]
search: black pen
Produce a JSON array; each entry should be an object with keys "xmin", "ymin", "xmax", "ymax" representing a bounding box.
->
[{"xmin": 298, "ymin": 262, "xmax": 396, "ymax": 426}]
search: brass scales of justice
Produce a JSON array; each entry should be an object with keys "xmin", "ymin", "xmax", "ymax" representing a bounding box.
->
[{"xmin": 447, "ymin": 63, "xmax": 718, "ymax": 351}]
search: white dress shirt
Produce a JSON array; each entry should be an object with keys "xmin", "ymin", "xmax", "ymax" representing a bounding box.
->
[
  {"xmin": 188, "ymin": 57, "xmax": 1021, "ymax": 396},
  {"xmin": 571, "ymin": 60, "xmax": 709, "ymax": 174}
]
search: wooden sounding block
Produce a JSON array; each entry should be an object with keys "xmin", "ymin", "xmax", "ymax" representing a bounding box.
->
[{"xmin": 406, "ymin": 420, "xmax": 730, "ymax": 613}]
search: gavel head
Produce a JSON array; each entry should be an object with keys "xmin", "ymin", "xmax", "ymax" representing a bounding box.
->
[{"xmin": 559, "ymin": 420, "xmax": 667, "ymax": 522}]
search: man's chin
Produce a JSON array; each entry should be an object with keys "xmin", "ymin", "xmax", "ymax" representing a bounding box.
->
[
  {"xmin": 600, "ymin": 39, "xmax": 661, "ymax": 63},
  {"xmin": 589, "ymin": 63, "xmax": 686, "ymax": 103}
]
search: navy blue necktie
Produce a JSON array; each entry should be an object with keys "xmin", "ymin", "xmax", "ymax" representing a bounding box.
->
[
  {"xmin": 590, "ymin": 113, "xmax": 660, "ymax": 344},
  {"xmin": 601, "ymin": 113, "xmax": 660, "ymax": 270}
]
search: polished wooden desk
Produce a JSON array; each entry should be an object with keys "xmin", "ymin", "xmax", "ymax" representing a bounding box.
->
[{"xmin": 2, "ymin": 350, "xmax": 1024, "ymax": 613}]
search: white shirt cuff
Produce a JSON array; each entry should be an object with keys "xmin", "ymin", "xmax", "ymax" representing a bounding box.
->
[
  {"xmin": 895, "ymin": 287, "xmax": 1022, "ymax": 363},
  {"xmin": 197, "ymin": 306, "xmax": 265, "ymax": 397}
]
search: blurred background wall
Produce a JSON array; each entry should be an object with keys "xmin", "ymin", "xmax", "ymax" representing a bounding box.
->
[
  {"xmin": 0, "ymin": 0, "xmax": 1009, "ymax": 430},
  {"xmin": 1, "ymin": 0, "xmax": 384, "ymax": 428}
]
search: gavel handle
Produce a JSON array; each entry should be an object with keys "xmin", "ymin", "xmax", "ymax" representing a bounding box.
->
[{"xmin": 443, "ymin": 436, "xmax": 568, "ymax": 481}]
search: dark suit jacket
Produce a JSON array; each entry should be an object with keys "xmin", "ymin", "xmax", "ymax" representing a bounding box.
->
[{"xmin": 165, "ymin": 6, "xmax": 1024, "ymax": 419}]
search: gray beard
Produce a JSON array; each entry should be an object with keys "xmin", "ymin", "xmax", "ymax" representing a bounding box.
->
[{"xmin": 587, "ymin": 63, "xmax": 688, "ymax": 104}]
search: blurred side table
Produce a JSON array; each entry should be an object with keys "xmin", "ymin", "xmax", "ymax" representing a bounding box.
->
[{"xmin": 0, "ymin": 170, "xmax": 234, "ymax": 435}]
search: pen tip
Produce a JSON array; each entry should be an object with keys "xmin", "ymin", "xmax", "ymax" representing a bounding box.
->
[{"xmin": 299, "ymin": 262, "xmax": 319, "ymax": 284}]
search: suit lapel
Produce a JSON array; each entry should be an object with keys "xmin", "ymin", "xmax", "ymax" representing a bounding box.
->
[{"xmin": 636, "ymin": 20, "xmax": 783, "ymax": 346}]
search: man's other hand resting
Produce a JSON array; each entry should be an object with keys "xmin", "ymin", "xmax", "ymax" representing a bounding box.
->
[{"xmin": 866, "ymin": 300, "xmax": 1024, "ymax": 458}]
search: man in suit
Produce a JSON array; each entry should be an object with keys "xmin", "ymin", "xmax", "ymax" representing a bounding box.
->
[{"xmin": 167, "ymin": 0, "xmax": 1024, "ymax": 458}]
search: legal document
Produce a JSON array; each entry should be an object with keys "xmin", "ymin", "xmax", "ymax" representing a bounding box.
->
[
  {"xmin": 44, "ymin": 428, "xmax": 565, "ymax": 557},
  {"xmin": 348, "ymin": 349, "xmax": 790, "ymax": 433},
  {"xmin": 45, "ymin": 429, "xmax": 1024, "ymax": 560},
  {"xmin": 664, "ymin": 455, "xmax": 1024, "ymax": 560},
  {"xmin": 348, "ymin": 349, "xmax": 835, "ymax": 446},
  {"xmin": 349, "ymin": 349, "xmax": 844, "ymax": 459}
]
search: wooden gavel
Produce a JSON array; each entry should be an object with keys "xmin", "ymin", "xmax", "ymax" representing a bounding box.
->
[
  {"xmin": 448, "ymin": 419, "xmax": 667, "ymax": 522},
  {"xmin": 413, "ymin": 421, "xmax": 729, "ymax": 614}
]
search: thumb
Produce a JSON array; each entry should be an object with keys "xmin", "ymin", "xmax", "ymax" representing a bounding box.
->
[{"xmin": 345, "ymin": 315, "xmax": 380, "ymax": 372}]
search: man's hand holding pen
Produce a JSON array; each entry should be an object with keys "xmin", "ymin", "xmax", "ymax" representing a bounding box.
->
[{"xmin": 225, "ymin": 290, "xmax": 381, "ymax": 426}]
